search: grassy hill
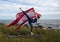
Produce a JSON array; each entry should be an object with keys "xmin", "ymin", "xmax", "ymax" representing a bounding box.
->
[{"xmin": 0, "ymin": 23, "xmax": 60, "ymax": 42}]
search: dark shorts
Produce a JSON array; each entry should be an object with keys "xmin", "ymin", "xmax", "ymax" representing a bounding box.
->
[{"xmin": 29, "ymin": 18, "xmax": 37, "ymax": 23}]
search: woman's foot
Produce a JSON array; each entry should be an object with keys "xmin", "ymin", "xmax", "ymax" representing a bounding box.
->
[{"xmin": 31, "ymin": 32, "xmax": 34, "ymax": 35}]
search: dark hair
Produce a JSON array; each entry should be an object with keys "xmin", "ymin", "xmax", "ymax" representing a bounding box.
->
[{"xmin": 38, "ymin": 16, "xmax": 40, "ymax": 18}]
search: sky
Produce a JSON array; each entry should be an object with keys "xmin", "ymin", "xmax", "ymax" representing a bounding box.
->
[{"xmin": 0, "ymin": 0, "xmax": 60, "ymax": 19}]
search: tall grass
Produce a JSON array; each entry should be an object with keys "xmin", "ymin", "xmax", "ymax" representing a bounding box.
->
[{"xmin": 0, "ymin": 24, "xmax": 60, "ymax": 42}]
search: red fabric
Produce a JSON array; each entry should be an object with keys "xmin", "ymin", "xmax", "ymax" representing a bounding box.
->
[
  {"xmin": 14, "ymin": 12, "xmax": 41, "ymax": 31},
  {"xmin": 14, "ymin": 16, "xmax": 36, "ymax": 31},
  {"xmin": 7, "ymin": 15, "xmax": 23, "ymax": 27},
  {"xmin": 7, "ymin": 8, "xmax": 34, "ymax": 28},
  {"xmin": 7, "ymin": 8, "xmax": 41, "ymax": 31}
]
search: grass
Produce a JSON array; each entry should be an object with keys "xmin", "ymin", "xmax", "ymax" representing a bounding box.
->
[{"xmin": 0, "ymin": 24, "xmax": 60, "ymax": 42}]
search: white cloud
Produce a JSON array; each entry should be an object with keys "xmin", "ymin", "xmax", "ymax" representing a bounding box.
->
[
  {"xmin": 0, "ymin": 1, "xmax": 38, "ymax": 11},
  {"xmin": 0, "ymin": 14, "xmax": 16, "ymax": 19},
  {"xmin": 0, "ymin": 0, "xmax": 60, "ymax": 19},
  {"xmin": 0, "ymin": 1, "xmax": 19, "ymax": 11},
  {"xmin": 19, "ymin": 0, "xmax": 60, "ymax": 14}
]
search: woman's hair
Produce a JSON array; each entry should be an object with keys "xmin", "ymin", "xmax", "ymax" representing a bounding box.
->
[{"xmin": 37, "ymin": 16, "xmax": 40, "ymax": 18}]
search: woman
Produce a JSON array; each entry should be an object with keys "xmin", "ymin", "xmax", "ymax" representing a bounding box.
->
[{"xmin": 19, "ymin": 8, "xmax": 40, "ymax": 35}]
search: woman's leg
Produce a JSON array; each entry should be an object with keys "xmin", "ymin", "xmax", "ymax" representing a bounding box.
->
[
  {"xmin": 22, "ymin": 10, "xmax": 37, "ymax": 23},
  {"xmin": 20, "ymin": 8, "xmax": 37, "ymax": 23},
  {"xmin": 29, "ymin": 21, "xmax": 34, "ymax": 35},
  {"xmin": 22, "ymin": 11, "xmax": 31, "ymax": 19}
]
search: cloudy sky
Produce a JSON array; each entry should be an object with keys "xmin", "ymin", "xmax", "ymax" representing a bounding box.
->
[{"xmin": 0, "ymin": 0, "xmax": 60, "ymax": 19}]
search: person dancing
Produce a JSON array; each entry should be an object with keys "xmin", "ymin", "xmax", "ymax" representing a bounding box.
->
[{"xmin": 19, "ymin": 8, "xmax": 40, "ymax": 35}]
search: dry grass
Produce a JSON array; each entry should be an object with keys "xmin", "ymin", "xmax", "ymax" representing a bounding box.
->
[{"xmin": 0, "ymin": 24, "xmax": 60, "ymax": 42}]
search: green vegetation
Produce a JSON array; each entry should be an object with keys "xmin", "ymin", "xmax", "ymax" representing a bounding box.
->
[{"xmin": 0, "ymin": 24, "xmax": 60, "ymax": 42}]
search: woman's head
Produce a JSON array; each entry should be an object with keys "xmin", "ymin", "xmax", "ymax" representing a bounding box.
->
[{"xmin": 37, "ymin": 15, "xmax": 40, "ymax": 18}]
